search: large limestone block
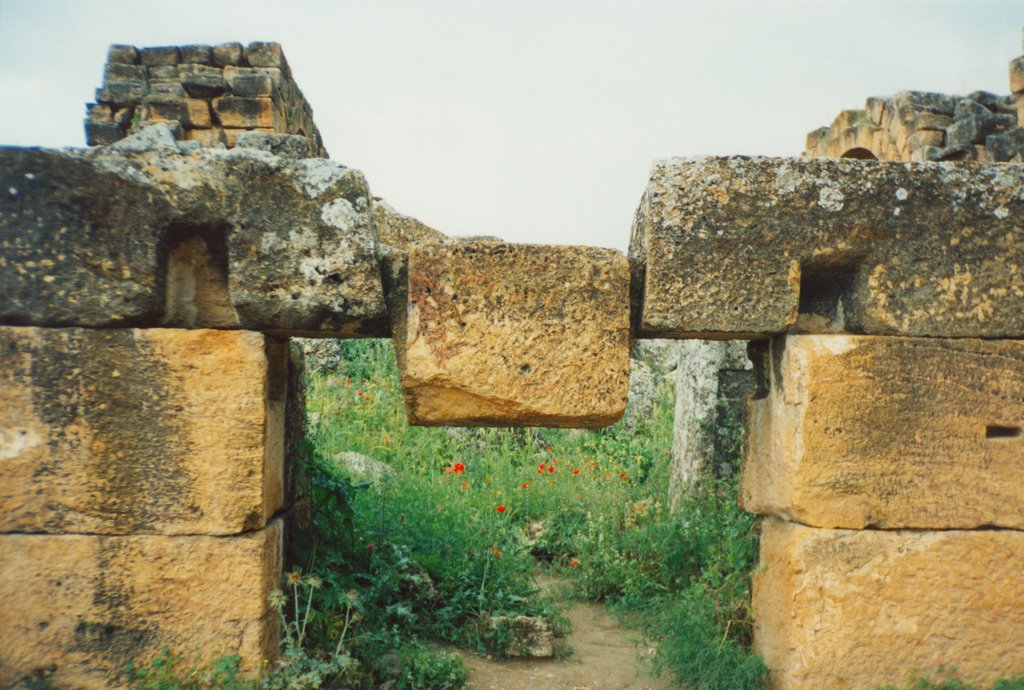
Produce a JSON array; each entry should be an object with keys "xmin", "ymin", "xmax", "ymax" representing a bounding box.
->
[
  {"xmin": 0, "ymin": 520, "xmax": 282, "ymax": 689},
  {"xmin": 753, "ymin": 519, "xmax": 1024, "ymax": 690},
  {"xmin": 0, "ymin": 129, "xmax": 386, "ymax": 336},
  {"xmin": 629, "ymin": 156, "xmax": 1024, "ymax": 338},
  {"xmin": 392, "ymin": 242, "xmax": 630, "ymax": 427},
  {"xmin": 0, "ymin": 327, "xmax": 286, "ymax": 535},
  {"xmin": 742, "ymin": 335, "xmax": 1024, "ymax": 529}
]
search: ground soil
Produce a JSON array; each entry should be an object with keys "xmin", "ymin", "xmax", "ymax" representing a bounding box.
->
[{"xmin": 449, "ymin": 575, "xmax": 680, "ymax": 690}]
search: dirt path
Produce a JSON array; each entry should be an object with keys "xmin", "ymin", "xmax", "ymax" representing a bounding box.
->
[{"xmin": 450, "ymin": 576, "xmax": 680, "ymax": 690}]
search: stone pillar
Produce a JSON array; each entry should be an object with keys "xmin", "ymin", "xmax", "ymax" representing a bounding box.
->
[
  {"xmin": 0, "ymin": 327, "xmax": 289, "ymax": 688},
  {"xmin": 742, "ymin": 335, "xmax": 1024, "ymax": 688},
  {"xmin": 667, "ymin": 340, "xmax": 752, "ymax": 509}
]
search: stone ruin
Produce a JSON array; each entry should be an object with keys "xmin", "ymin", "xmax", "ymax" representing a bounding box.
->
[{"xmin": 1, "ymin": 40, "xmax": 1023, "ymax": 690}]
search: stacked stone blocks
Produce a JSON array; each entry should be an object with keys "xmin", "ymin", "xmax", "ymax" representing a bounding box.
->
[
  {"xmin": 86, "ymin": 42, "xmax": 326, "ymax": 156},
  {"xmin": 629, "ymin": 156, "xmax": 1024, "ymax": 688}
]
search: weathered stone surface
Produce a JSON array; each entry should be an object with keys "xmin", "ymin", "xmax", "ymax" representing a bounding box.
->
[
  {"xmin": 0, "ymin": 327, "xmax": 286, "ymax": 535},
  {"xmin": 488, "ymin": 616, "xmax": 555, "ymax": 658},
  {"xmin": 631, "ymin": 156, "xmax": 1024, "ymax": 339},
  {"xmin": 140, "ymin": 96, "xmax": 212, "ymax": 128},
  {"xmin": 104, "ymin": 62, "xmax": 147, "ymax": 83},
  {"xmin": 669, "ymin": 340, "xmax": 751, "ymax": 508},
  {"xmin": 107, "ymin": 44, "xmax": 139, "ymax": 65},
  {"xmin": 0, "ymin": 521, "xmax": 282, "ymax": 689},
  {"xmin": 214, "ymin": 96, "xmax": 281, "ymax": 129},
  {"xmin": 392, "ymin": 242, "xmax": 630, "ymax": 427},
  {"xmin": 179, "ymin": 44, "xmax": 212, "ymax": 65},
  {"xmin": 622, "ymin": 358, "xmax": 656, "ymax": 430},
  {"xmin": 753, "ymin": 519, "xmax": 1024, "ymax": 690},
  {"xmin": 212, "ymin": 42, "xmax": 244, "ymax": 67},
  {"xmin": 139, "ymin": 46, "xmax": 180, "ymax": 66},
  {"xmin": 95, "ymin": 81, "xmax": 146, "ymax": 107},
  {"xmin": 1011, "ymin": 56, "xmax": 1024, "ymax": 94},
  {"xmin": 85, "ymin": 120, "xmax": 122, "ymax": 146},
  {"xmin": 178, "ymin": 63, "xmax": 226, "ymax": 99},
  {"xmin": 371, "ymin": 197, "xmax": 450, "ymax": 254},
  {"xmin": 742, "ymin": 335, "xmax": 1024, "ymax": 529},
  {"xmin": 334, "ymin": 451, "xmax": 395, "ymax": 485},
  {"xmin": 245, "ymin": 41, "xmax": 289, "ymax": 73},
  {"xmin": 906, "ymin": 128, "xmax": 943, "ymax": 151},
  {"xmin": 235, "ymin": 131, "xmax": 309, "ymax": 159},
  {"xmin": 226, "ymin": 69, "xmax": 277, "ymax": 98},
  {"xmin": 1, "ymin": 132, "xmax": 387, "ymax": 335},
  {"xmin": 987, "ymin": 126, "xmax": 1024, "ymax": 161}
]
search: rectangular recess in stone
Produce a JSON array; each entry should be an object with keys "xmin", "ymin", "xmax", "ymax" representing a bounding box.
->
[
  {"xmin": 0, "ymin": 146, "xmax": 387, "ymax": 336},
  {"xmin": 629, "ymin": 156, "xmax": 1024, "ymax": 338},
  {"xmin": 753, "ymin": 519, "xmax": 1024, "ymax": 690},
  {"xmin": 742, "ymin": 334, "xmax": 1024, "ymax": 529},
  {"xmin": 0, "ymin": 520, "xmax": 282, "ymax": 690},
  {"xmin": 392, "ymin": 242, "xmax": 631, "ymax": 427},
  {"xmin": 0, "ymin": 327, "xmax": 285, "ymax": 535}
]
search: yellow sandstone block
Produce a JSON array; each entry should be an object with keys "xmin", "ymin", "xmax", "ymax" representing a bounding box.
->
[
  {"xmin": 0, "ymin": 521, "xmax": 282, "ymax": 689},
  {"xmin": 742, "ymin": 335, "xmax": 1024, "ymax": 529},
  {"xmin": 753, "ymin": 519, "xmax": 1024, "ymax": 690},
  {"xmin": 0, "ymin": 327, "xmax": 286, "ymax": 535}
]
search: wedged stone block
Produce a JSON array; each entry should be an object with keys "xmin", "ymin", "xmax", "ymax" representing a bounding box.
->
[
  {"xmin": 0, "ymin": 520, "xmax": 282, "ymax": 689},
  {"xmin": 0, "ymin": 327, "xmax": 286, "ymax": 535},
  {"xmin": 630, "ymin": 156, "xmax": 1024, "ymax": 338},
  {"xmin": 0, "ymin": 135, "xmax": 387, "ymax": 336},
  {"xmin": 742, "ymin": 335, "xmax": 1024, "ymax": 529},
  {"xmin": 391, "ymin": 242, "xmax": 630, "ymax": 427},
  {"xmin": 753, "ymin": 519, "xmax": 1024, "ymax": 690}
]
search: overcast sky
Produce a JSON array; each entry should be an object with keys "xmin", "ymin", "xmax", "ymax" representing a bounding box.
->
[{"xmin": 1, "ymin": 0, "xmax": 1019, "ymax": 249}]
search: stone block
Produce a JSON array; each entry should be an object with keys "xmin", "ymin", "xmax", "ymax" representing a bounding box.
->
[
  {"xmin": 865, "ymin": 97, "xmax": 885, "ymax": 126},
  {"xmin": 234, "ymin": 131, "xmax": 309, "ymax": 158},
  {"xmin": 224, "ymin": 67, "xmax": 277, "ymax": 98},
  {"xmin": 906, "ymin": 128, "xmax": 943, "ymax": 151},
  {"xmin": 103, "ymin": 62, "xmax": 146, "ymax": 84},
  {"xmin": 245, "ymin": 41, "xmax": 288, "ymax": 73},
  {"xmin": 107, "ymin": 44, "xmax": 139, "ymax": 65},
  {"xmin": 148, "ymin": 82, "xmax": 186, "ymax": 98},
  {"xmin": 95, "ymin": 81, "xmax": 146, "ymax": 107},
  {"xmin": 214, "ymin": 96, "xmax": 282, "ymax": 129},
  {"xmin": 391, "ymin": 242, "xmax": 630, "ymax": 427},
  {"xmin": 185, "ymin": 127, "xmax": 228, "ymax": 147},
  {"xmin": 0, "ymin": 520, "xmax": 282, "ymax": 689},
  {"xmin": 147, "ymin": 65, "xmax": 180, "ymax": 82},
  {"xmin": 0, "ymin": 327, "xmax": 286, "ymax": 535},
  {"xmin": 213, "ymin": 42, "xmax": 245, "ymax": 67},
  {"xmin": 84, "ymin": 121, "xmax": 122, "ymax": 146},
  {"xmin": 892, "ymin": 90, "xmax": 958, "ymax": 116},
  {"xmin": 1019, "ymin": 97, "xmax": 1024, "ymax": 127},
  {"xmin": 752, "ymin": 519, "xmax": 1024, "ymax": 690},
  {"xmin": 911, "ymin": 111, "xmax": 952, "ymax": 130},
  {"xmin": 630, "ymin": 156, "xmax": 1024, "ymax": 339},
  {"xmin": 1011, "ymin": 56, "xmax": 1024, "ymax": 95},
  {"xmin": 179, "ymin": 63, "xmax": 226, "ymax": 99},
  {"xmin": 488, "ymin": 616, "xmax": 554, "ymax": 658},
  {"xmin": 742, "ymin": 335, "xmax": 1024, "ymax": 529},
  {"xmin": 986, "ymin": 127, "xmax": 1024, "ymax": 161},
  {"xmin": 140, "ymin": 97, "xmax": 212, "ymax": 128},
  {"xmin": 179, "ymin": 44, "xmax": 213, "ymax": 65},
  {"xmin": 85, "ymin": 102, "xmax": 112, "ymax": 123},
  {"xmin": 139, "ymin": 46, "xmax": 180, "ymax": 66},
  {"xmin": 0, "ymin": 142, "xmax": 387, "ymax": 335}
]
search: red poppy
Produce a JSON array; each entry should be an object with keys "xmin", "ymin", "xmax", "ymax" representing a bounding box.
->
[
  {"xmin": 570, "ymin": 559, "xmax": 579, "ymax": 567},
  {"xmin": 538, "ymin": 463, "xmax": 546, "ymax": 470},
  {"xmin": 521, "ymin": 483, "xmax": 529, "ymax": 489},
  {"xmin": 496, "ymin": 505, "xmax": 507, "ymax": 513},
  {"xmin": 488, "ymin": 546, "xmax": 502, "ymax": 558},
  {"xmin": 546, "ymin": 445, "xmax": 554, "ymax": 452},
  {"xmin": 538, "ymin": 468, "xmax": 545, "ymax": 475},
  {"xmin": 548, "ymin": 466, "xmax": 555, "ymax": 474},
  {"xmin": 461, "ymin": 481, "xmax": 469, "ymax": 490},
  {"xmin": 620, "ymin": 472, "xmax": 628, "ymax": 479},
  {"xmin": 572, "ymin": 469, "xmax": 580, "ymax": 476},
  {"xmin": 453, "ymin": 462, "xmax": 466, "ymax": 474}
]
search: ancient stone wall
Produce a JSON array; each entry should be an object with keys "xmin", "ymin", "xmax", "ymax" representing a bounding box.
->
[
  {"xmin": 629, "ymin": 155, "xmax": 1024, "ymax": 688},
  {"xmin": 805, "ymin": 44, "xmax": 1024, "ymax": 163},
  {"xmin": 86, "ymin": 42, "xmax": 327, "ymax": 156}
]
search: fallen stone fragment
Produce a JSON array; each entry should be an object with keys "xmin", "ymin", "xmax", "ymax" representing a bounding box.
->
[
  {"xmin": 742, "ymin": 334, "xmax": 1024, "ymax": 529},
  {"xmin": 630, "ymin": 156, "xmax": 1024, "ymax": 339},
  {"xmin": 753, "ymin": 519, "xmax": 1024, "ymax": 690},
  {"xmin": 0, "ymin": 127, "xmax": 387, "ymax": 335},
  {"xmin": 488, "ymin": 616, "xmax": 555, "ymax": 657},
  {"xmin": 392, "ymin": 242, "xmax": 630, "ymax": 427},
  {"xmin": 0, "ymin": 327, "xmax": 287, "ymax": 535},
  {"xmin": 0, "ymin": 520, "xmax": 282, "ymax": 690}
]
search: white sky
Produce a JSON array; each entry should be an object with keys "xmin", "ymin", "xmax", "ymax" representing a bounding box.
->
[{"xmin": 1, "ymin": 0, "xmax": 1020, "ymax": 250}]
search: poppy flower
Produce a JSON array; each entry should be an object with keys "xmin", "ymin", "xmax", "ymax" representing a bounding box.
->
[
  {"xmin": 286, "ymin": 569, "xmax": 303, "ymax": 586},
  {"xmin": 496, "ymin": 505, "xmax": 507, "ymax": 513},
  {"xmin": 620, "ymin": 472, "xmax": 628, "ymax": 479},
  {"xmin": 521, "ymin": 483, "xmax": 529, "ymax": 489},
  {"xmin": 488, "ymin": 546, "xmax": 502, "ymax": 558},
  {"xmin": 572, "ymin": 469, "xmax": 580, "ymax": 476},
  {"xmin": 546, "ymin": 445, "xmax": 554, "ymax": 451},
  {"xmin": 570, "ymin": 559, "xmax": 579, "ymax": 567},
  {"xmin": 453, "ymin": 462, "xmax": 466, "ymax": 474},
  {"xmin": 461, "ymin": 481, "xmax": 469, "ymax": 490},
  {"xmin": 538, "ymin": 463, "xmax": 546, "ymax": 470},
  {"xmin": 538, "ymin": 468, "xmax": 545, "ymax": 475},
  {"xmin": 548, "ymin": 466, "xmax": 555, "ymax": 474}
]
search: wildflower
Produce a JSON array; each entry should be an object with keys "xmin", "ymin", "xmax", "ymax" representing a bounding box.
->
[
  {"xmin": 620, "ymin": 472, "xmax": 628, "ymax": 479},
  {"xmin": 488, "ymin": 546, "xmax": 502, "ymax": 558},
  {"xmin": 346, "ymin": 589, "xmax": 359, "ymax": 605},
  {"xmin": 548, "ymin": 465, "xmax": 555, "ymax": 474},
  {"xmin": 364, "ymin": 395, "xmax": 371, "ymax": 402},
  {"xmin": 572, "ymin": 469, "xmax": 580, "ymax": 476},
  {"xmin": 538, "ymin": 468, "xmax": 545, "ymax": 475},
  {"xmin": 286, "ymin": 569, "xmax": 303, "ymax": 586},
  {"xmin": 453, "ymin": 462, "xmax": 466, "ymax": 474},
  {"xmin": 366, "ymin": 543, "xmax": 375, "ymax": 551},
  {"xmin": 462, "ymin": 481, "xmax": 469, "ymax": 490},
  {"xmin": 521, "ymin": 483, "xmax": 529, "ymax": 489},
  {"xmin": 496, "ymin": 505, "xmax": 507, "ymax": 513},
  {"xmin": 589, "ymin": 461, "xmax": 597, "ymax": 468},
  {"xmin": 268, "ymin": 589, "xmax": 286, "ymax": 610},
  {"xmin": 546, "ymin": 445, "xmax": 554, "ymax": 452},
  {"xmin": 306, "ymin": 575, "xmax": 322, "ymax": 589},
  {"xmin": 570, "ymin": 559, "xmax": 579, "ymax": 567},
  {"xmin": 538, "ymin": 463, "xmax": 546, "ymax": 471}
]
